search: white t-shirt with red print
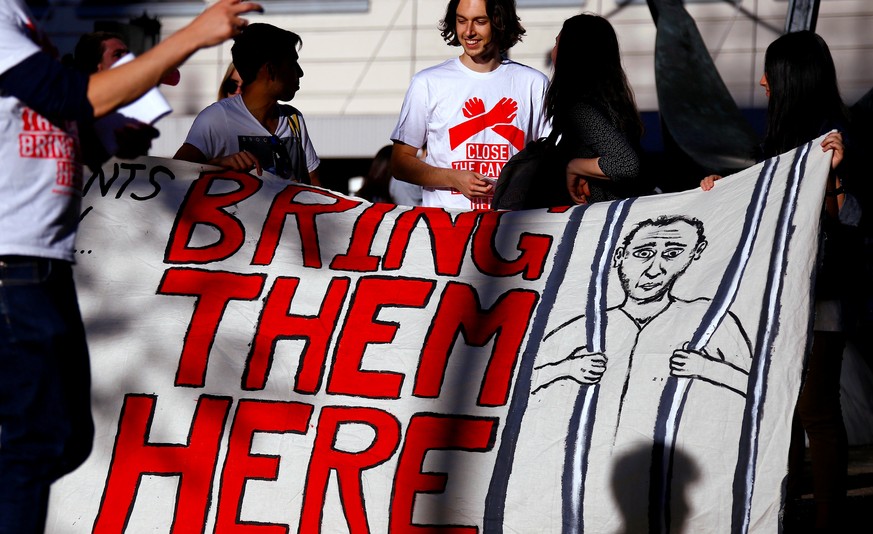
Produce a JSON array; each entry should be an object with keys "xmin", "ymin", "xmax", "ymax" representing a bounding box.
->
[
  {"xmin": 391, "ymin": 58, "xmax": 549, "ymax": 210},
  {"xmin": 184, "ymin": 95, "xmax": 320, "ymax": 183},
  {"xmin": 0, "ymin": 0, "xmax": 83, "ymax": 262}
]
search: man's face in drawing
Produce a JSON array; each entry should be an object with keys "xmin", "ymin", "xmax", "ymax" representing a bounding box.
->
[{"xmin": 615, "ymin": 220, "xmax": 706, "ymax": 303}]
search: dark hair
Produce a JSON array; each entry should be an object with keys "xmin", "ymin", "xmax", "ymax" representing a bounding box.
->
[
  {"xmin": 73, "ymin": 31, "xmax": 124, "ymax": 74},
  {"xmin": 762, "ymin": 31, "xmax": 848, "ymax": 157},
  {"xmin": 439, "ymin": 0, "xmax": 525, "ymax": 52},
  {"xmin": 356, "ymin": 145, "xmax": 394, "ymax": 203},
  {"xmin": 231, "ymin": 23, "xmax": 302, "ymax": 87},
  {"xmin": 621, "ymin": 215, "xmax": 706, "ymax": 250},
  {"xmin": 545, "ymin": 14, "xmax": 642, "ymax": 143}
]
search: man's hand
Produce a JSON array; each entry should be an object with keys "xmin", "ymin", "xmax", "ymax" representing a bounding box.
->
[
  {"xmin": 567, "ymin": 173, "xmax": 591, "ymax": 204},
  {"xmin": 670, "ymin": 343, "xmax": 750, "ymax": 396},
  {"xmin": 821, "ymin": 131, "xmax": 844, "ymax": 170},
  {"xmin": 463, "ymin": 97, "xmax": 486, "ymax": 118},
  {"xmin": 449, "ymin": 170, "xmax": 493, "ymax": 199},
  {"xmin": 114, "ymin": 122, "xmax": 159, "ymax": 160},
  {"xmin": 669, "ymin": 348, "xmax": 709, "ymax": 378},
  {"xmin": 700, "ymin": 175, "xmax": 722, "ymax": 191},
  {"xmin": 532, "ymin": 349, "xmax": 607, "ymax": 392},
  {"xmin": 211, "ymin": 150, "xmax": 262, "ymax": 175},
  {"xmin": 183, "ymin": 0, "xmax": 265, "ymax": 49},
  {"xmin": 485, "ymin": 97, "xmax": 518, "ymax": 125}
]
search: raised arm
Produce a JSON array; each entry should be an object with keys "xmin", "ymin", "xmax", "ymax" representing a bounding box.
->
[{"xmin": 87, "ymin": 0, "xmax": 262, "ymax": 118}]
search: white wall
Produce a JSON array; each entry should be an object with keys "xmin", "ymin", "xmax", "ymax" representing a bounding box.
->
[{"xmin": 37, "ymin": 1, "xmax": 873, "ymax": 157}]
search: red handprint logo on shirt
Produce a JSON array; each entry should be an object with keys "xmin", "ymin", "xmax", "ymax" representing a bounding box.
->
[{"xmin": 449, "ymin": 97, "xmax": 526, "ymax": 150}]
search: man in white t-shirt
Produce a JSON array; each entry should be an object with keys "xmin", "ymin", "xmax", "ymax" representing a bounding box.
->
[
  {"xmin": 174, "ymin": 23, "xmax": 320, "ymax": 185},
  {"xmin": 390, "ymin": 0, "xmax": 548, "ymax": 210},
  {"xmin": 0, "ymin": 1, "xmax": 262, "ymax": 531}
]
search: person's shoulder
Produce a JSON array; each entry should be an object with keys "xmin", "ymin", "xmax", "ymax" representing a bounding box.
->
[
  {"xmin": 411, "ymin": 59, "xmax": 457, "ymax": 80},
  {"xmin": 195, "ymin": 97, "xmax": 234, "ymax": 119},
  {"xmin": 569, "ymin": 99, "xmax": 603, "ymax": 113},
  {"xmin": 569, "ymin": 100, "xmax": 610, "ymax": 121},
  {"xmin": 543, "ymin": 314, "xmax": 586, "ymax": 342},
  {"xmin": 502, "ymin": 59, "xmax": 549, "ymax": 82},
  {"xmin": 670, "ymin": 297, "xmax": 714, "ymax": 314},
  {"xmin": 277, "ymin": 102, "xmax": 303, "ymax": 117}
]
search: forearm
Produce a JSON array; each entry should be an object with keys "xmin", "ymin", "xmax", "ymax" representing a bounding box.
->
[
  {"xmin": 824, "ymin": 173, "xmax": 843, "ymax": 218},
  {"xmin": 697, "ymin": 358, "xmax": 749, "ymax": 396},
  {"xmin": 173, "ymin": 143, "xmax": 207, "ymax": 163},
  {"xmin": 391, "ymin": 147, "xmax": 452, "ymax": 188},
  {"xmin": 88, "ymin": 32, "xmax": 200, "ymax": 117},
  {"xmin": 531, "ymin": 360, "xmax": 567, "ymax": 392},
  {"xmin": 566, "ymin": 157, "xmax": 608, "ymax": 180}
]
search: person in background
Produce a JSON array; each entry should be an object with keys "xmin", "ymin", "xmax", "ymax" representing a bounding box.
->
[
  {"xmin": 71, "ymin": 31, "xmax": 159, "ymax": 165},
  {"xmin": 173, "ymin": 23, "xmax": 320, "ymax": 185},
  {"xmin": 217, "ymin": 61, "xmax": 242, "ymax": 101},
  {"xmin": 73, "ymin": 31, "xmax": 128, "ymax": 73},
  {"xmin": 0, "ymin": 1, "xmax": 262, "ymax": 532},
  {"xmin": 350, "ymin": 146, "xmax": 421, "ymax": 205},
  {"xmin": 701, "ymin": 31, "xmax": 858, "ymax": 532},
  {"xmin": 546, "ymin": 13, "xmax": 643, "ymax": 206},
  {"xmin": 354, "ymin": 145, "xmax": 393, "ymax": 203},
  {"xmin": 390, "ymin": 0, "xmax": 548, "ymax": 210},
  {"xmin": 73, "ymin": 31, "xmax": 180, "ymax": 85}
]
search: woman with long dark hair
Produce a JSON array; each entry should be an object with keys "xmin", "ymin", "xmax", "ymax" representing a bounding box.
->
[
  {"xmin": 546, "ymin": 13, "xmax": 643, "ymax": 205},
  {"xmin": 703, "ymin": 31, "xmax": 854, "ymax": 531}
]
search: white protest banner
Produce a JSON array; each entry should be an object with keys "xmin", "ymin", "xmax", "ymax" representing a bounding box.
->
[{"xmin": 47, "ymin": 135, "xmax": 830, "ymax": 533}]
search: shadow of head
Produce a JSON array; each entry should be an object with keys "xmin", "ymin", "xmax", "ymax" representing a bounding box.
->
[{"xmin": 609, "ymin": 445, "xmax": 700, "ymax": 533}]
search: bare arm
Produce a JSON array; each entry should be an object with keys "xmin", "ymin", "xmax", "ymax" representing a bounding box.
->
[
  {"xmin": 308, "ymin": 168, "xmax": 321, "ymax": 187},
  {"xmin": 531, "ymin": 349, "xmax": 607, "ymax": 393},
  {"xmin": 670, "ymin": 348, "xmax": 749, "ymax": 397},
  {"xmin": 821, "ymin": 131, "xmax": 845, "ymax": 216},
  {"xmin": 173, "ymin": 143, "xmax": 207, "ymax": 163},
  {"xmin": 173, "ymin": 142, "xmax": 263, "ymax": 175},
  {"xmin": 390, "ymin": 141, "xmax": 492, "ymax": 199},
  {"xmin": 87, "ymin": 0, "xmax": 262, "ymax": 118}
]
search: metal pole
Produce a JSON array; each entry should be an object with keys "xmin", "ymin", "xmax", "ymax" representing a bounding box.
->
[{"xmin": 785, "ymin": 0, "xmax": 821, "ymax": 33}]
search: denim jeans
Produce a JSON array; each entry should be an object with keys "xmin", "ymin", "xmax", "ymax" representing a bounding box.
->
[{"xmin": 0, "ymin": 257, "xmax": 94, "ymax": 534}]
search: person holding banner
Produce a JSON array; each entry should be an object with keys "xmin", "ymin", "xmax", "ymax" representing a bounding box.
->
[
  {"xmin": 0, "ymin": 0, "xmax": 262, "ymax": 532},
  {"xmin": 701, "ymin": 31, "xmax": 856, "ymax": 532},
  {"xmin": 173, "ymin": 23, "xmax": 321, "ymax": 185},
  {"xmin": 545, "ymin": 13, "xmax": 644, "ymax": 206},
  {"xmin": 389, "ymin": 0, "xmax": 549, "ymax": 210}
]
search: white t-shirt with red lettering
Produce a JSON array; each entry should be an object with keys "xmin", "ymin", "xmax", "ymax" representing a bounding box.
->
[
  {"xmin": 0, "ymin": 0, "xmax": 82, "ymax": 262},
  {"xmin": 391, "ymin": 58, "xmax": 549, "ymax": 210}
]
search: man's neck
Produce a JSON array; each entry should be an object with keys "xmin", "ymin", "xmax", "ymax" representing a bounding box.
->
[
  {"xmin": 241, "ymin": 89, "xmax": 279, "ymax": 134},
  {"xmin": 458, "ymin": 51, "xmax": 502, "ymax": 73},
  {"xmin": 621, "ymin": 295, "xmax": 672, "ymax": 327}
]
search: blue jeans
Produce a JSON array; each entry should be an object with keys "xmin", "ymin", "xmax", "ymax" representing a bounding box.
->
[{"xmin": 0, "ymin": 257, "xmax": 94, "ymax": 534}]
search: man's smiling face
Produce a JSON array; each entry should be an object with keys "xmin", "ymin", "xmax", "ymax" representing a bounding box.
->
[
  {"xmin": 455, "ymin": 0, "xmax": 496, "ymax": 66},
  {"xmin": 616, "ymin": 220, "xmax": 705, "ymax": 303}
]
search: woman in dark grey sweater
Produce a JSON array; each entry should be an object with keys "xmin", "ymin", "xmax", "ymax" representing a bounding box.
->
[{"xmin": 546, "ymin": 13, "xmax": 643, "ymax": 205}]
